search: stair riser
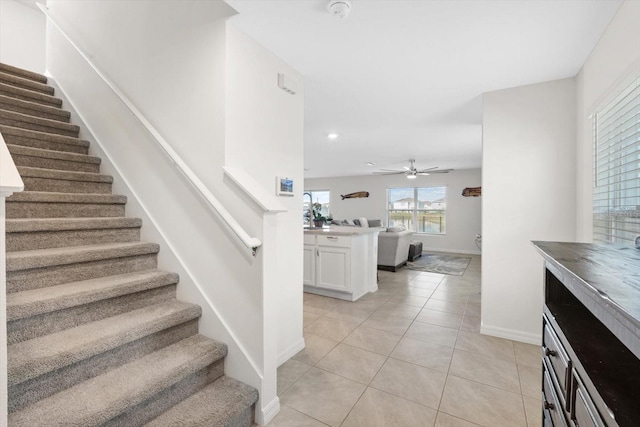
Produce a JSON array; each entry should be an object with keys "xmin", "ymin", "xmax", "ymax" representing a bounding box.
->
[
  {"xmin": 2, "ymin": 133, "xmax": 89, "ymax": 155},
  {"xmin": 0, "ymin": 100, "xmax": 70, "ymax": 123},
  {"xmin": 10, "ymin": 153, "xmax": 100, "ymax": 173},
  {"xmin": 8, "ymin": 320, "xmax": 199, "ymax": 413},
  {"xmin": 0, "ymin": 116, "xmax": 78, "ymax": 137},
  {"xmin": 225, "ymin": 406, "xmax": 255, "ymax": 427},
  {"xmin": 6, "ymin": 201, "xmax": 125, "ymax": 219},
  {"xmin": 0, "ymin": 73, "xmax": 54, "ymax": 95},
  {"xmin": 22, "ymin": 177, "xmax": 111, "ymax": 194},
  {"xmin": 7, "ymin": 254, "xmax": 158, "ymax": 293},
  {"xmin": 0, "ymin": 64, "xmax": 47, "ymax": 84},
  {"xmin": 7, "ymin": 227, "xmax": 141, "ymax": 252},
  {"xmin": 103, "ymin": 361, "xmax": 225, "ymax": 427},
  {"xmin": 9, "ymin": 285, "xmax": 176, "ymax": 344},
  {"xmin": 0, "ymin": 84, "xmax": 61, "ymax": 108}
]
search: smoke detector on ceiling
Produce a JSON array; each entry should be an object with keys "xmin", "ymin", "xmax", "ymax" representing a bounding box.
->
[{"xmin": 327, "ymin": 0, "xmax": 351, "ymax": 19}]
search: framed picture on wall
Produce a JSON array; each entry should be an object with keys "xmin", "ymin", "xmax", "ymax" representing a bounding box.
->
[{"xmin": 276, "ymin": 176, "xmax": 294, "ymax": 196}]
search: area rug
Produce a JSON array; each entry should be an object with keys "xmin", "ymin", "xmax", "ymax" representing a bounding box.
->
[{"xmin": 406, "ymin": 253, "xmax": 471, "ymax": 276}]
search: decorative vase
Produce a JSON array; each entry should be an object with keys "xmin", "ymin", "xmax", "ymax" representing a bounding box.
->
[{"xmin": 313, "ymin": 219, "xmax": 324, "ymax": 228}]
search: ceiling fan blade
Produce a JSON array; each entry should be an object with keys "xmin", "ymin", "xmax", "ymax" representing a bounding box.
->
[
  {"xmin": 373, "ymin": 171, "xmax": 404, "ymax": 175},
  {"xmin": 377, "ymin": 169, "xmax": 403, "ymax": 172},
  {"xmin": 427, "ymin": 169, "xmax": 453, "ymax": 173},
  {"xmin": 416, "ymin": 166, "xmax": 438, "ymax": 173},
  {"xmin": 403, "ymin": 166, "xmax": 411, "ymax": 171}
]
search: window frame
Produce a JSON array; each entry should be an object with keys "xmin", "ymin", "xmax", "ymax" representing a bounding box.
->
[
  {"xmin": 386, "ymin": 186, "xmax": 447, "ymax": 235},
  {"xmin": 303, "ymin": 189, "xmax": 331, "ymax": 223}
]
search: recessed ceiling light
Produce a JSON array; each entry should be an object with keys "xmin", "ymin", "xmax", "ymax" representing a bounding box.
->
[
  {"xmin": 327, "ymin": 133, "xmax": 340, "ymax": 140},
  {"xmin": 365, "ymin": 162, "xmax": 376, "ymax": 166}
]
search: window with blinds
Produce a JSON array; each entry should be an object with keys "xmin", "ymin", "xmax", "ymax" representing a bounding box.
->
[{"xmin": 593, "ymin": 75, "xmax": 640, "ymax": 245}]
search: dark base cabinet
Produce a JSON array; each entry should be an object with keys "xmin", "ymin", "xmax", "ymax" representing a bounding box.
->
[{"xmin": 533, "ymin": 242, "xmax": 640, "ymax": 427}]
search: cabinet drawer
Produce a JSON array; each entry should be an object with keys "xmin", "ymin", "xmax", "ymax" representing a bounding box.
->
[
  {"xmin": 317, "ymin": 235, "xmax": 350, "ymax": 248},
  {"xmin": 572, "ymin": 371, "xmax": 606, "ymax": 427},
  {"xmin": 543, "ymin": 321, "xmax": 571, "ymax": 406},
  {"xmin": 304, "ymin": 234, "xmax": 316, "ymax": 245},
  {"xmin": 543, "ymin": 360, "xmax": 568, "ymax": 427}
]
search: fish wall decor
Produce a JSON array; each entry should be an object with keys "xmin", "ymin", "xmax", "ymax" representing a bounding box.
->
[
  {"xmin": 462, "ymin": 187, "xmax": 481, "ymax": 197},
  {"xmin": 341, "ymin": 191, "xmax": 369, "ymax": 200}
]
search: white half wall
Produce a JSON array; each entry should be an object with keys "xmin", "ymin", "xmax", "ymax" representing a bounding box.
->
[
  {"xmin": 0, "ymin": 0, "xmax": 45, "ymax": 73},
  {"xmin": 305, "ymin": 169, "xmax": 482, "ymax": 254},
  {"xmin": 482, "ymin": 78, "xmax": 577, "ymax": 344},
  {"xmin": 575, "ymin": 0, "xmax": 640, "ymax": 242},
  {"xmin": 225, "ymin": 24, "xmax": 305, "ymax": 368}
]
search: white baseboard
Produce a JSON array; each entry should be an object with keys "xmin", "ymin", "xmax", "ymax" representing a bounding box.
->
[
  {"xmin": 257, "ymin": 396, "xmax": 280, "ymax": 426},
  {"xmin": 480, "ymin": 324, "xmax": 541, "ymax": 345},
  {"xmin": 277, "ymin": 337, "xmax": 305, "ymax": 366}
]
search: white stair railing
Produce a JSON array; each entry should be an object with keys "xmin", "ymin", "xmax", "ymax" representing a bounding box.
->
[{"xmin": 37, "ymin": 3, "xmax": 262, "ymax": 256}]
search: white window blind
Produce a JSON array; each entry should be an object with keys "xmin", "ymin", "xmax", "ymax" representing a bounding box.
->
[{"xmin": 593, "ymin": 75, "xmax": 640, "ymax": 245}]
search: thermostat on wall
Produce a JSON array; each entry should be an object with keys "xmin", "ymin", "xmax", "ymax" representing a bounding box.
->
[{"xmin": 276, "ymin": 176, "xmax": 294, "ymax": 196}]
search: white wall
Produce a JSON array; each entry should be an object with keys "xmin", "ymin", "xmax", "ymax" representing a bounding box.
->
[
  {"xmin": 45, "ymin": 1, "xmax": 304, "ymax": 423},
  {"xmin": 225, "ymin": 25, "xmax": 305, "ymax": 368},
  {"xmin": 305, "ymin": 169, "xmax": 482, "ymax": 254},
  {"xmin": 0, "ymin": 0, "xmax": 46, "ymax": 73},
  {"xmin": 482, "ymin": 78, "xmax": 576, "ymax": 344},
  {"xmin": 575, "ymin": 0, "xmax": 640, "ymax": 242}
]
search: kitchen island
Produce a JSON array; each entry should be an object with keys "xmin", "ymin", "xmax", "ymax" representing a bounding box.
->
[{"xmin": 304, "ymin": 226, "xmax": 382, "ymax": 301}]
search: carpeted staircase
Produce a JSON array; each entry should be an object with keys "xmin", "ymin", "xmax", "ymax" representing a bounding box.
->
[{"xmin": 1, "ymin": 62, "xmax": 258, "ymax": 426}]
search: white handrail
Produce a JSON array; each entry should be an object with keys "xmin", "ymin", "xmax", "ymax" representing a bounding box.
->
[{"xmin": 38, "ymin": 3, "xmax": 262, "ymax": 256}]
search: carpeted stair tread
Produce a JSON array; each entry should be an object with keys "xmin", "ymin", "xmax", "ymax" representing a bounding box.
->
[
  {"xmin": 8, "ymin": 144, "xmax": 100, "ymax": 164},
  {"xmin": 0, "ymin": 82, "xmax": 62, "ymax": 107},
  {"xmin": 7, "ymin": 190, "xmax": 126, "ymax": 204},
  {"xmin": 0, "ymin": 125, "xmax": 89, "ymax": 153},
  {"xmin": 6, "ymin": 241, "xmax": 160, "ymax": 272},
  {"xmin": 7, "ymin": 269, "xmax": 178, "ymax": 320},
  {"xmin": 146, "ymin": 375, "xmax": 258, "ymax": 427},
  {"xmin": 8, "ymin": 334, "xmax": 225, "ymax": 426},
  {"xmin": 6, "ymin": 217, "xmax": 141, "ymax": 233},
  {"xmin": 0, "ymin": 63, "xmax": 48, "ymax": 83},
  {"xmin": 8, "ymin": 299, "xmax": 203, "ymax": 386},
  {"xmin": 0, "ymin": 95, "xmax": 70, "ymax": 122},
  {"xmin": 7, "ymin": 144, "xmax": 101, "ymax": 173},
  {"xmin": 0, "ymin": 71, "xmax": 54, "ymax": 95},
  {"xmin": 0, "ymin": 109, "xmax": 79, "ymax": 137},
  {"xmin": 17, "ymin": 166, "xmax": 112, "ymax": 183}
]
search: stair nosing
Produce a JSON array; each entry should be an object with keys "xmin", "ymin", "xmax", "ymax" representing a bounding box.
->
[
  {"xmin": 7, "ymin": 191, "xmax": 127, "ymax": 204},
  {"xmin": 6, "ymin": 242, "xmax": 160, "ymax": 272},
  {"xmin": 7, "ymin": 144, "xmax": 101, "ymax": 165},
  {"xmin": 0, "ymin": 125, "xmax": 89, "ymax": 147},
  {"xmin": 7, "ymin": 269, "xmax": 179, "ymax": 321},
  {"xmin": 17, "ymin": 166, "xmax": 113, "ymax": 183},
  {"xmin": 0, "ymin": 71, "xmax": 54, "ymax": 95},
  {"xmin": 8, "ymin": 300, "xmax": 204, "ymax": 386},
  {"xmin": 0, "ymin": 63, "xmax": 48, "ymax": 84},
  {"xmin": 0, "ymin": 82, "xmax": 62, "ymax": 106},
  {"xmin": 0, "ymin": 95, "xmax": 70, "ymax": 120},
  {"xmin": 6, "ymin": 217, "xmax": 142, "ymax": 233},
  {"xmin": 8, "ymin": 334, "xmax": 224, "ymax": 426},
  {"xmin": 0, "ymin": 109, "xmax": 79, "ymax": 133}
]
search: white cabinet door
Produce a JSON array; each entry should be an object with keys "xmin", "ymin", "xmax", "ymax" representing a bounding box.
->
[
  {"xmin": 316, "ymin": 246, "xmax": 350, "ymax": 292},
  {"xmin": 303, "ymin": 244, "xmax": 315, "ymax": 286}
]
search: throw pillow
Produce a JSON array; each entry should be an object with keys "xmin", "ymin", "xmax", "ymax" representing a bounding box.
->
[
  {"xmin": 353, "ymin": 219, "xmax": 361, "ymax": 226},
  {"xmin": 345, "ymin": 219, "xmax": 355, "ymax": 226},
  {"xmin": 387, "ymin": 226, "xmax": 406, "ymax": 232},
  {"xmin": 368, "ymin": 219, "xmax": 382, "ymax": 227},
  {"xmin": 358, "ymin": 217, "xmax": 369, "ymax": 228}
]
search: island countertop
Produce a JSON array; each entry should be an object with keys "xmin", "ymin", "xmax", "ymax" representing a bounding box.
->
[
  {"xmin": 304, "ymin": 226, "xmax": 384, "ymax": 236},
  {"xmin": 532, "ymin": 241, "xmax": 640, "ymax": 358}
]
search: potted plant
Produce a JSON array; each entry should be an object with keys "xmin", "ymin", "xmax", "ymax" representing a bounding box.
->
[{"xmin": 312, "ymin": 203, "xmax": 325, "ymax": 228}]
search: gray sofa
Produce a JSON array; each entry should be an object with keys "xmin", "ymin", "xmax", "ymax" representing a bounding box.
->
[{"xmin": 377, "ymin": 228, "xmax": 414, "ymax": 272}]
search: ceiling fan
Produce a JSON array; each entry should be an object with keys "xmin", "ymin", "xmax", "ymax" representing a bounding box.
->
[{"xmin": 374, "ymin": 159, "xmax": 452, "ymax": 179}]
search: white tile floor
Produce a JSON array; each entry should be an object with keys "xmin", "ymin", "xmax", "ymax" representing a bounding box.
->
[{"xmin": 269, "ymin": 255, "xmax": 542, "ymax": 427}]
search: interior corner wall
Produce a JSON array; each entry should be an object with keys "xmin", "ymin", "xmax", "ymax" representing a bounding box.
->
[
  {"xmin": 482, "ymin": 78, "xmax": 576, "ymax": 344},
  {"xmin": 575, "ymin": 0, "xmax": 640, "ymax": 242},
  {"xmin": 304, "ymin": 169, "xmax": 482, "ymax": 254},
  {"xmin": 0, "ymin": 0, "xmax": 46, "ymax": 73},
  {"xmin": 225, "ymin": 24, "xmax": 305, "ymax": 365}
]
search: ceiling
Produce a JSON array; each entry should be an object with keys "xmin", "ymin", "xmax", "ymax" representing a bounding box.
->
[{"xmin": 226, "ymin": 0, "xmax": 621, "ymax": 178}]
